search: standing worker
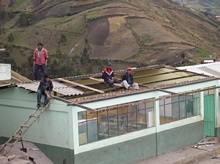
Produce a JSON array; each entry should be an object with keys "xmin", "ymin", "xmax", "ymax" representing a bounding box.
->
[
  {"xmin": 33, "ymin": 42, "xmax": 48, "ymax": 81},
  {"xmin": 37, "ymin": 74, "xmax": 53, "ymax": 108}
]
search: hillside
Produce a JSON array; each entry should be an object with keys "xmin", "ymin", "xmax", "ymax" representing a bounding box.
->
[{"xmin": 0, "ymin": 0, "xmax": 220, "ymax": 79}]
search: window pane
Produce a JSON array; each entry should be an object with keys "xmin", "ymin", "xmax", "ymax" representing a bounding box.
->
[
  {"xmin": 108, "ymin": 114, "xmax": 118, "ymax": 137},
  {"xmin": 160, "ymin": 92, "xmax": 200, "ymax": 125},
  {"xmin": 78, "ymin": 99, "xmax": 155, "ymax": 144}
]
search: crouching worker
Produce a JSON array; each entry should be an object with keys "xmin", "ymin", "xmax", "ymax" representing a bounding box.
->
[
  {"xmin": 37, "ymin": 74, "xmax": 53, "ymax": 108},
  {"xmin": 102, "ymin": 61, "xmax": 121, "ymax": 88},
  {"xmin": 121, "ymin": 67, "xmax": 139, "ymax": 90}
]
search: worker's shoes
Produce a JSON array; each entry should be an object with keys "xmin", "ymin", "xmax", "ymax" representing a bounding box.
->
[{"xmin": 37, "ymin": 104, "xmax": 41, "ymax": 108}]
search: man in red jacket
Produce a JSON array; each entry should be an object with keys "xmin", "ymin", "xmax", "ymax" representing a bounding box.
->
[
  {"xmin": 102, "ymin": 61, "xmax": 121, "ymax": 87},
  {"xmin": 33, "ymin": 42, "xmax": 48, "ymax": 80}
]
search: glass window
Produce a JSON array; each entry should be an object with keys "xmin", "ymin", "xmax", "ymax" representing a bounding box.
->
[
  {"xmin": 160, "ymin": 92, "xmax": 200, "ymax": 125},
  {"xmin": 78, "ymin": 100, "xmax": 154, "ymax": 145}
]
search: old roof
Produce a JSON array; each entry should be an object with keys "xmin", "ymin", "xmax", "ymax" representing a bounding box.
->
[
  {"xmin": 17, "ymin": 81, "xmax": 84, "ymax": 96},
  {"xmin": 177, "ymin": 62, "xmax": 220, "ymax": 78},
  {"xmin": 4, "ymin": 65, "xmax": 218, "ymax": 103},
  {"xmin": 0, "ymin": 70, "xmax": 32, "ymax": 86}
]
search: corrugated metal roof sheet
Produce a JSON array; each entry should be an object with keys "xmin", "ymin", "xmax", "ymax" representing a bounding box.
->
[
  {"xmin": 177, "ymin": 62, "xmax": 220, "ymax": 78},
  {"xmin": 52, "ymin": 81, "xmax": 84, "ymax": 96},
  {"xmin": 17, "ymin": 81, "xmax": 84, "ymax": 96}
]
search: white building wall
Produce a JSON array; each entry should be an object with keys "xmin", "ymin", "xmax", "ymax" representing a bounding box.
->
[
  {"xmin": 73, "ymin": 80, "xmax": 218, "ymax": 155},
  {"xmin": 0, "ymin": 64, "xmax": 11, "ymax": 80},
  {"xmin": 0, "ymin": 87, "xmax": 74, "ymax": 149}
]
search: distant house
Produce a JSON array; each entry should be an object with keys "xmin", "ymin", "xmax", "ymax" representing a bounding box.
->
[
  {"xmin": 0, "ymin": 63, "xmax": 11, "ymax": 81},
  {"xmin": 0, "ymin": 65, "xmax": 219, "ymax": 164},
  {"xmin": 203, "ymin": 60, "xmax": 215, "ymax": 64},
  {"xmin": 177, "ymin": 62, "xmax": 220, "ymax": 82}
]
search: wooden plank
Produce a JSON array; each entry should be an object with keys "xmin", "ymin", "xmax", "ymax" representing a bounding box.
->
[
  {"xmin": 89, "ymin": 77, "xmax": 122, "ymax": 87},
  {"xmin": 67, "ymin": 103, "xmax": 97, "ymax": 112},
  {"xmin": 57, "ymin": 78, "xmax": 104, "ymax": 94}
]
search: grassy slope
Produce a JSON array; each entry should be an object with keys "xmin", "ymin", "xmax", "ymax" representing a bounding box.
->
[{"xmin": 1, "ymin": 0, "xmax": 220, "ymax": 77}]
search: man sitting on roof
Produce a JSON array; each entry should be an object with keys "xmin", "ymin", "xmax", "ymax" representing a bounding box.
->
[
  {"xmin": 121, "ymin": 67, "xmax": 139, "ymax": 90},
  {"xmin": 102, "ymin": 61, "xmax": 121, "ymax": 88},
  {"xmin": 37, "ymin": 74, "xmax": 53, "ymax": 108}
]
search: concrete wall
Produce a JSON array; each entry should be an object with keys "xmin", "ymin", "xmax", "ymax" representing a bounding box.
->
[
  {"xmin": 36, "ymin": 142, "xmax": 75, "ymax": 164},
  {"xmin": 157, "ymin": 121, "xmax": 203, "ymax": 155},
  {"xmin": 0, "ymin": 64, "xmax": 11, "ymax": 80},
  {"xmin": 0, "ymin": 87, "xmax": 74, "ymax": 150},
  {"xmin": 0, "ymin": 137, "xmax": 74, "ymax": 164},
  {"xmin": 74, "ymin": 121, "xmax": 203, "ymax": 164},
  {"xmin": 75, "ymin": 134, "xmax": 156, "ymax": 164},
  {"xmin": 1, "ymin": 120, "xmax": 202, "ymax": 164},
  {"xmin": 216, "ymin": 128, "xmax": 220, "ymax": 140}
]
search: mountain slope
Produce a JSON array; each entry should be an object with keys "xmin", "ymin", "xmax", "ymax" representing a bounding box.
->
[{"xmin": 0, "ymin": 0, "xmax": 220, "ymax": 78}]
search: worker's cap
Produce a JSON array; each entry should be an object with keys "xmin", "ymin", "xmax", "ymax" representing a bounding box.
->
[
  {"xmin": 44, "ymin": 74, "xmax": 50, "ymax": 78},
  {"xmin": 126, "ymin": 67, "xmax": 131, "ymax": 71},
  {"xmin": 107, "ymin": 61, "xmax": 112, "ymax": 66},
  {"xmin": 37, "ymin": 42, "xmax": 43, "ymax": 46}
]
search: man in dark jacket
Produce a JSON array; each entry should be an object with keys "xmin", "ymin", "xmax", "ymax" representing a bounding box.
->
[
  {"xmin": 37, "ymin": 74, "xmax": 53, "ymax": 108},
  {"xmin": 102, "ymin": 61, "xmax": 121, "ymax": 87},
  {"xmin": 121, "ymin": 67, "xmax": 139, "ymax": 89}
]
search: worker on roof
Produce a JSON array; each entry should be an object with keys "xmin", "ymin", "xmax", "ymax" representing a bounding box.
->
[
  {"xmin": 37, "ymin": 74, "xmax": 53, "ymax": 108},
  {"xmin": 33, "ymin": 42, "xmax": 48, "ymax": 81},
  {"xmin": 102, "ymin": 61, "xmax": 121, "ymax": 88},
  {"xmin": 121, "ymin": 67, "xmax": 139, "ymax": 90}
]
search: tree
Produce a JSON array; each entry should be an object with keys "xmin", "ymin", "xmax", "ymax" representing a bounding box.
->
[
  {"xmin": 18, "ymin": 13, "xmax": 35, "ymax": 26},
  {"xmin": 8, "ymin": 33, "xmax": 14, "ymax": 42},
  {"xmin": 0, "ymin": 4, "xmax": 5, "ymax": 34},
  {"xmin": 58, "ymin": 34, "xmax": 67, "ymax": 45},
  {"xmin": 80, "ymin": 39, "xmax": 91, "ymax": 64},
  {"xmin": 181, "ymin": 52, "xmax": 186, "ymax": 59}
]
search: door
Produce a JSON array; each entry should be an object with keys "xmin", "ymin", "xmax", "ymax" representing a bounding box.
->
[{"xmin": 204, "ymin": 95, "xmax": 215, "ymax": 136}]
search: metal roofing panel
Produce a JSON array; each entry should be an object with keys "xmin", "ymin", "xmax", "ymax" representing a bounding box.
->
[
  {"xmin": 177, "ymin": 62, "xmax": 220, "ymax": 77},
  {"xmin": 176, "ymin": 66, "xmax": 208, "ymax": 75},
  {"xmin": 17, "ymin": 81, "xmax": 84, "ymax": 96},
  {"xmin": 52, "ymin": 81, "xmax": 84, "ymax": 96},
  {"xmin": 17, "ymin": 81, "xmax": 39, "ymax": 91}
]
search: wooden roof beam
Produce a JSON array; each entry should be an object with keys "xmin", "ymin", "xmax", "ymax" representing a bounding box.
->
[
  {"xmin": 57, "ymin": 78, "xmax": 104, "ymax": 94},
  {"xmin": 89, "ymin": 77, "xmax": 122, "ymax": 87},
  {"xmin": 67, "ymin": 103, "xmax": 96, "ymax": 112}
]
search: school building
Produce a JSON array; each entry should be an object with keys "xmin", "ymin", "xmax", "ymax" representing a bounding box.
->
[{"xmin": 0, "ymin": 65, "xmax": 219, "ymax": 164}]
